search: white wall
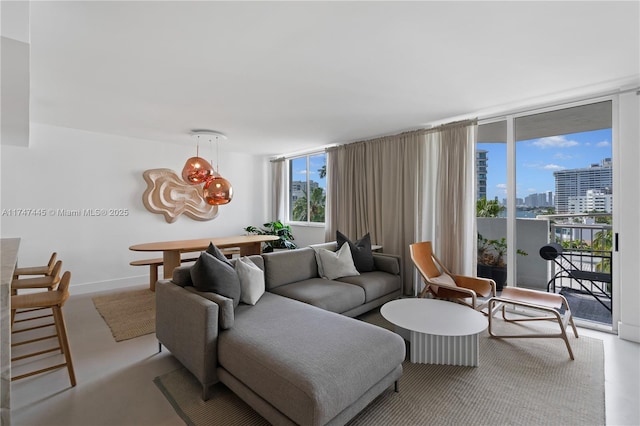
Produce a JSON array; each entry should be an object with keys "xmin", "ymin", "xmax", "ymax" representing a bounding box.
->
[
  {"xmin": 289, "ymin": 224, "xmax": 326, "ymax": 248},
  {"xmin": 0, "ymin": 123, "xmax": 267, "ymax": 293},
  {"xmin": 616, "ymin": 91, "xmax": 640, "ymax": 343}
]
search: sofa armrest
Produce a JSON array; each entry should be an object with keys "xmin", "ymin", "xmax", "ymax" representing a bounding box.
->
[
  {"xmin": 373, "ymin": 253, "xmax": 401, "ymax": 275},
  {"xmin": 156, "ymin": 280, "xmax": 220, "ymax": 398}
]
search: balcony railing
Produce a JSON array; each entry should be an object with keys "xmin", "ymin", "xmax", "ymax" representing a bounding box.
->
[{"xmin": 541, "ymin": 213, "xmax": 613, "ymax": 323}]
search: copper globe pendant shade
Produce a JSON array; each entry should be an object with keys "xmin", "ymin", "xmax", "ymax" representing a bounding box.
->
[
  {"xmin": 186, "ymin": 130, "xmax": 233, "ymax": 205},
  {"xmin": 204, "ymin": 175, "xmax": 233, "ymax": 205},
  {"xmin": 181, "ymin": 135, "xmax": 214, "ymax": 185},
  {"xmin": 181, "ymin": 156, "xmax": 214, "ymax": 185}
]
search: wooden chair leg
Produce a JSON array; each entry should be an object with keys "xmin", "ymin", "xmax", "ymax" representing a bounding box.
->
[
  {"xmin": 150, "ymin": 265, "xmax": 159, "ymax": 291},
  {"xmin": 53, "ymin": 306, "xmax": 76, "ymax": 387},
  {"xmin": 488, "ymin": 297, "xmax": 576, "ymax": 360}
]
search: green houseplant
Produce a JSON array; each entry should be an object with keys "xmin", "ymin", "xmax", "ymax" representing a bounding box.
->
[
  {"xmin": 477, "ymin": 233, "xmax": 527, "ymax": 291},
  {"xmin": 244, "ymin": 220, "xmax": 297, "ymax": 252}
]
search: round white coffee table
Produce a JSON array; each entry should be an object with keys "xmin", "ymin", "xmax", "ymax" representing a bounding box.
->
[{"xmin": 380, "ymin": 298, "xmax": 488, "ymax": 367}]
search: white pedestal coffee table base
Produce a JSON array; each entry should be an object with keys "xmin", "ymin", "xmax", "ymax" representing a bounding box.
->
[
  {"xmin": 381, "ymin": 298, "xmax": 487, "ymax": 367},
  {"xmin": 409, "ymin": 330, "xmax": 480, "ymax": 366}
]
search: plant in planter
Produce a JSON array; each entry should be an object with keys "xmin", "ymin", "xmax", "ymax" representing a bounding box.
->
[
  {"xmin": 477, "ymin": 233, "xmax": 527, "ymax": 291},
  {"xmin": 244, "ymin": 220, "xmax": 297, "ymax": 252}
]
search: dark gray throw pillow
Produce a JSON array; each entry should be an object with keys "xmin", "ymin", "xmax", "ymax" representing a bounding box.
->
[
  {"xmin": 337, "ymin": 230, "xmax": 374, "ymax": 272},
  {"xmin": 206, "ymin": 242, "xmax": 232, "ymax": 266},
  {"xmin": 191, "ymin": 251, "xmax": 241, "ymax": 308}
]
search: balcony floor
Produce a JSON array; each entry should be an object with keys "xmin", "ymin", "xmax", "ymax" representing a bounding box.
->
[{"xmin": 560, "ymin": 287, "xmax": 612, "ymax": 326}]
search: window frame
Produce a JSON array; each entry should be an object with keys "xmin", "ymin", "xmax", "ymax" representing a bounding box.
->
[{"xmin": 287, "ymin": 151, "xmax": 327, "ymax": 227}]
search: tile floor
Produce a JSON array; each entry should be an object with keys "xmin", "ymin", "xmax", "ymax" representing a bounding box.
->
[{"xmin": 8, "ymin": 285, "xmax": 640, "ymax": 426}]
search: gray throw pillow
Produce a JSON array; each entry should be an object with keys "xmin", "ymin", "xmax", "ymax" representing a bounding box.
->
[
  {"xmin": 206, "ymin": 242, "xmax": 233, "ymax": 266},
  {"xmin": 337, "ymin": 230, "xmax": 374, "ymax": 272},
  {"xmin": 191, "ymin": 251, "xmax": 241, "ymax": 308}
]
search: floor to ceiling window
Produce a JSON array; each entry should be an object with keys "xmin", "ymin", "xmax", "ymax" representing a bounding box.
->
[{"xmin": 477, "ymin": 99, "xmax": 614, "ymax": 328}]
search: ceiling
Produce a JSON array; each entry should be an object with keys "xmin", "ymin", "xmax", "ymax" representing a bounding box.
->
[{"xmin": 27, "ymin": 1, "xmax": 640, "ymax": 156}]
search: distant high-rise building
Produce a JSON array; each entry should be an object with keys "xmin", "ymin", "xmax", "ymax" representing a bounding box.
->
[
  {"xmin": 524, "ymin": 192, "xmax": 552, "ymax": 208},
  {"xmin": 476, "ymin": 150, "xmax": 488, "ymax": 200},
  {"xmin": 568, "ymin": 189, "xmax": 613, "ymax": 214},
  {"xmin": 554, "ymin": 158, "xmax": 612, "ymax": 213},
  {"xmin": 290, "ymin": 180, "xmax": 318, "ymax": 203}
]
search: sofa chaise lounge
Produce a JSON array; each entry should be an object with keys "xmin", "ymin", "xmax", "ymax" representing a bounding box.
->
[{"xmin": 156, "ymin": 245, "xmax": 405, "ymax": 425}]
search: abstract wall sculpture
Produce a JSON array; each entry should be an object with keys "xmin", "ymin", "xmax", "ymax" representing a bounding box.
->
[{"xmin": 142, "ymin": 168, "xmax": 219, "ymax": 223}]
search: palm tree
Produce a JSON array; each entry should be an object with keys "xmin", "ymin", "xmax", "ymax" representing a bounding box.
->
[
  {"xmin": 292, "ymin": 187, "xmax": 326, "ymax": 222},
  {"xmin": 592, "ymin": 230, "xmax": 612, "ymax": 273},
  {"xmin": 476, "ymin": 197, "xmax": 503, "ymax": 217}
]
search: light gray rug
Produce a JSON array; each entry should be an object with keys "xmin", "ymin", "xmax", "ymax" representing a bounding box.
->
[{"xmin": 154, "ymin": 310, "xmax": 605, "ymax": 426}]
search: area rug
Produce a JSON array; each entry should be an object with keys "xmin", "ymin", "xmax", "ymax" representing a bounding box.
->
[
  {"xmin": 154, "ymin": 310, "xmax": 605, "ymax": 426},
  {"xmin": 92, "ymin": 288, "xmax": 155, "ymax": 342}
]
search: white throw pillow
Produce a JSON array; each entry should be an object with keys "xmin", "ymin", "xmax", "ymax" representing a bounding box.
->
[
  {"xmin": 429, "ymin": 272, "xmax": 457, "ymax": 287},
  {"xmin": 235, "ymin": 257, "xmax": 265, "ymax": 305},
  {"xmin": 313, "ymin": 242, "xmax": 360, "ymax": 280}
]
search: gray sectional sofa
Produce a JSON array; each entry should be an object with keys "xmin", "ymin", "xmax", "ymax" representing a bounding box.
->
[{"xmin": 155, "ymin": 244, "xmax": 405, "ymax": 426}]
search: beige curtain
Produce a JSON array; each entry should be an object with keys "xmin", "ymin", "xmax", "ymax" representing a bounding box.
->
[
  {"xmin": 271, "ymin": 158, "xmax": 286, "ymax": 221},
  {"xmin": 326, "ymin": 120, "xmax": 477, "ymax": 295},
  {"xmin": 417, "ymin": 121, "xmax": 477, "ymax": 284},
  {"xmin": 326, "ymin": 131, "xmax": 423, "ymax": 294}
]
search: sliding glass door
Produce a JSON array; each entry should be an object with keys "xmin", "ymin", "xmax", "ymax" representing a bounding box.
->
[{"xmin": 477, "ymin": 99, "xmax": 614, "ymax": 327}]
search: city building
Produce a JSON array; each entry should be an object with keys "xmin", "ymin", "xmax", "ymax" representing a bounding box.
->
[
  {"xmin": 476, "ymin": 149, "xmax": 488, "ymax": 200},
  {"xmin": 568, "ymin": 189, "xmax": 614, "ymax": 214},
  {"xmin": 553, "ymin": 158, "xmax": 613, "ymax": 213}
]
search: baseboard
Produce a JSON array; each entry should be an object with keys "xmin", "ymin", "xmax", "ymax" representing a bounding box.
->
[
  {"xmin": 70, "ymin": 275, "xmax": 149, "ymax": 295},
  {"xmin": 618, "ymin": 321, "xmax": 640, "ymax": 343}
]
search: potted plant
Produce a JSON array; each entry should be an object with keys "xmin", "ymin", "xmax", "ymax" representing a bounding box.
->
[
  {"xmin": 244, "ymin": 220, "xmax": 297, "ymax": 252},
  {"xmin": 477, "ymin": 233, "xmax": 527, "ymax": 291}
]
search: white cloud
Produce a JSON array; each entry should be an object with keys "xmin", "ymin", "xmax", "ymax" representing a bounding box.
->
[
  {"xmin": 543, "ymin": 164, "xmax": 565, "ymax": 171},
  {"xmin": 532, "ymin": 135, "xmax": 579, "ymax": 149},
  {"xmin": 496, "ymin": 183, "xmax": 507, "ymax": 189},
  {"xmin": 553, "ymin": 152, "xmax": 572, "ymax": 160},
  {"xmin": 596, "ymin": 140, "xmax": 611, "ymax": 148},
  {"xmin": 528, "ymin": 188, "xmax": 537, "ymax": 193}
]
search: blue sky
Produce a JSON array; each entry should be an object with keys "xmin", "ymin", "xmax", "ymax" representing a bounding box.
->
[
  {"xmin": 290, "ymin": 153, "xmax": 327, "ymax": 189},
  {"xmin": 479, "ymin": 128, "xmax": 612, "ymax": 202},
  {"xmin": 290, "ymin": 129, "xmax": 612, "ymax": 201}
]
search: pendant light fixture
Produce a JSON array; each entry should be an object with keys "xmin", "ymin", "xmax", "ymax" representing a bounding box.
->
[
  {"xmin": 184, "ymin": 130, "xmax": 233, "ymax": 205},
  {"xmin": 203, "ymin": 131, "xmax": 233, "ymax": 205},
  {"xmin": 181, "ymin": 133, "xmax": 214, "ymax": 185}
]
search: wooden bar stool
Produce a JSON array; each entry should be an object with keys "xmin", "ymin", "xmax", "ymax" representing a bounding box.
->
[
  {"xmin": 11, "ymin": 260, "xmax": 63, "ymax": 296},
  {"xmin": 13, "ymin": 252, "xmax": 57, "ymax": 278},
  {"xmin": 11, "ymin": 270, "xmax": 77, "ymax": 387}
]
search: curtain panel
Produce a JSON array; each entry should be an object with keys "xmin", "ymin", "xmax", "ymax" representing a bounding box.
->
[
  {"xmin": 271, "ymin": 158, "xmax": 286, "ymax": 221},
  {"xmin": 326, "ymin": 120, "xmax": 477, "ymax": 295}
]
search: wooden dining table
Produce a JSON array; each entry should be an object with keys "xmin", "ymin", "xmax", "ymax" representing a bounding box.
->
[{"xmin": 129, "ymin": 235, "xmax": 279, "ymax": 279}]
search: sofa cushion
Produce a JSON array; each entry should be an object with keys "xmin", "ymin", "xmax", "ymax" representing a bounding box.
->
[
  {"xmin": 262, "ymin": 248, "xmax": 318, "ymax": 290},
  {"xmin": 337, "ymin": 231, "xmax": 374, "ymax": 272},
  {"xmin": 235, "ymin": 257, "xmax": 265, "ymax": 305},
  {"xmin": 219, "ymin": 292, "xmax": 405, "ymax": 426},
  {"xmin": 191, "ymin": 252, "xmax": 241, "ymax": 308},
  {"xmin": 335, "ymin": 271, "xmax": 402, "ymax": 303},
  {"xmin": 206, "ymin": 242, "xmax": 233, "ymax": 266},
  {"xmin": 430, "ymin": 272, "xmax": 457, "ymax": 287},
  {"xmin": 172, "ymin": 265, "xmax": 194, "ymax": 287},
  {"xmin": 269, "ymin": 278, "xmax": 365, "ymax": 314},
  {"xmin": 312, "ymin": 242, "xmax": 360, "ymax": 280},
  {"xmin": 373, "ymin": 253, "xmax": 401, "ymax": 275},
  {"xmin": 184, "ymin": 286, "xmax": 235, "ymax": 329}
]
